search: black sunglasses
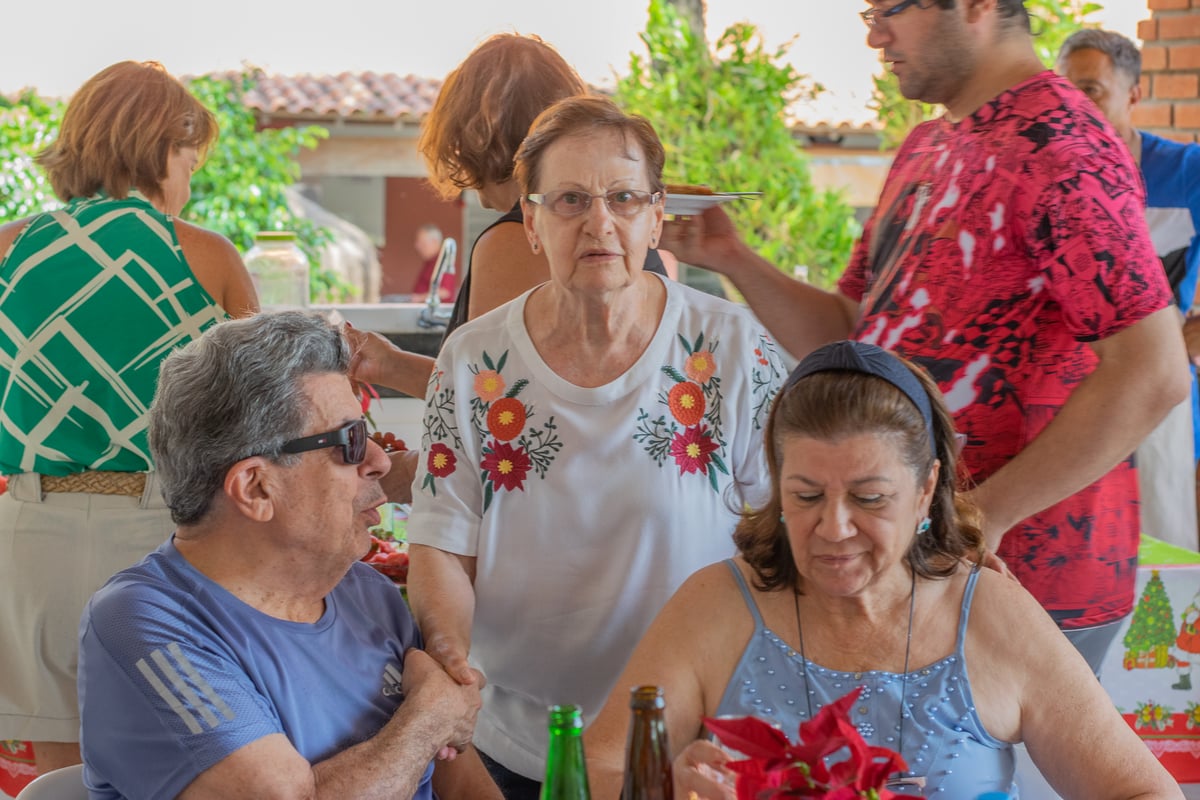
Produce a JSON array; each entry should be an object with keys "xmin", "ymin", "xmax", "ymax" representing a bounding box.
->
[{"xmin": 280, "ymin": 418, "xmax": 368, "ymax": 465}]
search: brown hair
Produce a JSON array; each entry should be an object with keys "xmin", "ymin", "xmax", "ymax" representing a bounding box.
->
[
  {"xmin": 736, "ymin": 355, "xmax": 985, "ymax": 592},
  {"xmin": 36, "ymin": 61, "xmax": 217, "ymax": 203},
  {"xmin": 418, "ymin": 34, "xmax": 588, "ymax": 199},
  {"xmin": 513, "ymin": 95, "xmax": 666, "ymax": 196}
]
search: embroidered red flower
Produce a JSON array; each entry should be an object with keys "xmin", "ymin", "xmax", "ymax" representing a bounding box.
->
[
  {"xmin": 487, "ymin": 397, "xmax": 526, "ymax": 441},
  {"xmin": 670, "ymin": 424, "xmax": 718, "ymax": 475},
  {"xmin": 702, "ymin": 687, "xmax": 908, "ymax": 800},
  {"xmin": 684, "ymin": 350, "xmax": 717, "ymax": 383},
  {"xmin": 481, "ymin": 440, "xmax": 531, "ymax": 492},
  {"xmin": 427, "ymin": 442, "xmax": 457, "ymax": 477},
  {"xmin": 668, "ymin": 381, "xmax": 706, "ymax": 427},
  {"xmin": 474, "ymin": 370, "xmax": 505, "ymax": 402}
]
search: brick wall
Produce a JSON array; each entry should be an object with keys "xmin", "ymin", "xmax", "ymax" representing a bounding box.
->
[{"xmin": 1133, "ymin": 0, "xmax": 1200, "ymax": 142}]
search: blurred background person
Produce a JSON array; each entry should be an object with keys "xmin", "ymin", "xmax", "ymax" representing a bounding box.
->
[
  {"xmin": 1057, "ymin": 29, "xmax": 1200, "ymax": 550},
  {"xmin": 418, "ymin": 32, "xmax": 669, "ymax": 340},
  {"xmin": 0, "ymin": 60, "xmax": 257, "ymax": 773},
  {"xmin": 410, "ymin": 222, "xmax": 456, "ymax": 302},
  {"xmin": 403, "ymin": 95, "xmax": 785, "ymax": 800}
]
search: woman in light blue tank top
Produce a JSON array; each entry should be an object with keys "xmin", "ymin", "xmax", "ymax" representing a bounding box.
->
[{"xmin": 582, "ymin": 341, "xmax": 1181, "ymax": 800}]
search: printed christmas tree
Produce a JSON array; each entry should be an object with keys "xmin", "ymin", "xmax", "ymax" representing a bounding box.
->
[{"xmin": 1123, "ymin": 570, "xmax": 1177, "ymax": 669}]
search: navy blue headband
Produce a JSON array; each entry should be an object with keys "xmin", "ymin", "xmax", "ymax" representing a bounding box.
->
[{"xmin": 783, "ymin": 340, "xmax": 937, "ymax": 459}]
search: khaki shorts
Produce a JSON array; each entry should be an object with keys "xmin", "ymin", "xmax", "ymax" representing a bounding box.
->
[{"xmin": 0, "ymin": 473, "xmax": 172, "ymax": 741}]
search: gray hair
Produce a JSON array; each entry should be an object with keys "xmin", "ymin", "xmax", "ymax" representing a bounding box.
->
[
  {"xmin": 148, "ymin": 311, "xmax": 351, "ymax": 526},
  {"xmin": 1058, "ymin": 29, "xmax": 1142, "ymax": 84}
]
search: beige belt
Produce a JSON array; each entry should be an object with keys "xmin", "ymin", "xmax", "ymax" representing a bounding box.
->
[{"xmin": 41, "ymin": 471, "xmax": 147, "ymax": 497}]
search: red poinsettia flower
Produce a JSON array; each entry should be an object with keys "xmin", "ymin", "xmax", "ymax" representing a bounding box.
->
[
  {"xmin": 474, "ymin": 369, "xmax": 506, "ymax": 402},
  {"xmin": 427, "ymin": 442, "xmax": 457, "ymax": 477},
  {"xmin": 487, "ymin": 396, "xmax": 527, "ymax": 441},
  {"xmin": 481, "ymin": 440, "xmax": 531, "ymax": 491},
  {"xmin": 668, "ymin": 382, "xmax": 706, "ymax": 427},
  {"xmin": 670, "ymin": 424, "xmax": 718, "ymax": 475},
  {"xmin": 703, "ymin": 687, "xmax": 908, "ymax": 800},
  {"xmin": 685, "ymin": 350, "xmax": 717, "ymax": 383}
]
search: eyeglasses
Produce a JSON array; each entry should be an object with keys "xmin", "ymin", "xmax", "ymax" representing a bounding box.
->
[
  {"xmin": 860, "ymin": 0, "xmax": 930, "ymax": 27},
  {"xmin": 280, "ymin": 418, "xmax": 368, "ymax": 465},
  {"xmin": 525, "ymin": 189, "xmax": 662, "ymax": 218}
]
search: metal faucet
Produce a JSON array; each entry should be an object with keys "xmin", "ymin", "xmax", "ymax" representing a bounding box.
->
[{"xmin": 418, "ymin": 237, "xmax": 457, "ymax": 329}]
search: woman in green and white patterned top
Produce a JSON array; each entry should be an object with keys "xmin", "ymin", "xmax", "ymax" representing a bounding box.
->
[{"xmin": 0, "ymin": 60, "xmax": 257, "ymax": 774}]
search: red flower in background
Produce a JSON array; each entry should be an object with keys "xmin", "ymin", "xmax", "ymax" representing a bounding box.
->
[
  {"xmin": 481, "ymin": 440, "xmax": 531, "ymax": 492},
  {"xmin": 702, "ymin": 687, "xmax": 908, "ymax": 799},
  {"xmin": 670, "ymin": 424, "xmax": 718, "ymax": 475}
]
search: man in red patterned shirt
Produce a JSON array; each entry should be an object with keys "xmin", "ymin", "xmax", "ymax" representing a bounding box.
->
[{"xmin": 662, "ymin": 0, "xmax": 1189, "ymax": 674}]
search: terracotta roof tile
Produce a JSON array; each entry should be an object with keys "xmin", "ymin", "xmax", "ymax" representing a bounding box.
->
[{"xmin": 205, "ymin": 69, "xmax": 878, "ymax": 134}]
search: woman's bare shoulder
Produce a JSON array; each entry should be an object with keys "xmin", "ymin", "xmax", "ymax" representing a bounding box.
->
[
  {"xmin": 173, "ymin": 218, "xmax": 240, "ymax": 258},
  {"xmin": 0, "ymin": 217, "xmax": 31, "ymax": 261},
  {"xmin": 172, "ymin": 220, "xmax": 258, "ymax": 317}
]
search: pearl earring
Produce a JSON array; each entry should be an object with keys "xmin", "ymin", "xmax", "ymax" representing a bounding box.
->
[{"xmin": 917, "ymin": 516, "xmax": 931, "ymax": 535}]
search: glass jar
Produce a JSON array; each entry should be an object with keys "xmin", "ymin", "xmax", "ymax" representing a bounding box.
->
[{"xmin": 244, "ymin": 231, "xmax": 310, "ymax": 309}]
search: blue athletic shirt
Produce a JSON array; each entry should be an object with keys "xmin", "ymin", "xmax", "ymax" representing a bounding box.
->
[
  {"xmin": 1141, "ymin": 130, "xmax": 1200, "ymax": 461},
  {"xmin": 77, "ymin": 538, "xmax": 433, "ymax": 800}
]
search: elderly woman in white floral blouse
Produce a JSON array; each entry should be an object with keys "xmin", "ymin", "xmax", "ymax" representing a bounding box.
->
[{"xmin": 368, "ymin": 95, "xmax": 785, "ymax": 799}]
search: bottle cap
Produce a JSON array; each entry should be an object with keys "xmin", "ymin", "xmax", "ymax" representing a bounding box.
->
[{"xmin": 254, "ymin": 230, "xmax": 297, "ymax": 242}]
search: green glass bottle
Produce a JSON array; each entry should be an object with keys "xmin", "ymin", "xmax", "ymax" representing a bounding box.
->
[
  {"xmin": 622, "ymin": 685, "xmax": 673, "ymax": 800},
  {"xmin": 540, "ymin": 704, "xmax": 593, "ymax": 800}
]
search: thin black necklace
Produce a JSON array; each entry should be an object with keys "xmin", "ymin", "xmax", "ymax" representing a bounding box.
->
[{"xmin": 793, "ymin": 569, "xmax": 925, "ymax": 789}]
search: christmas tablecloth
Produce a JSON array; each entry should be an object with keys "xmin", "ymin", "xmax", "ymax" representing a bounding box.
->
[{"xmin": 1100, "ymin": 534, "xmax": 1200, "ymax": 782}]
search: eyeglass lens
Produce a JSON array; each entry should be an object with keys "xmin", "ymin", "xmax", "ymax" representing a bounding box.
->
[{"xmin": 542, "ymin": 190, "xmax": 656, "ymax": 217}]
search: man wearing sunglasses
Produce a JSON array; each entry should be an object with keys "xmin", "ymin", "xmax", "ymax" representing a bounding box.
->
[
  {"xmin": 663, "ymin": 0, "xmax": 1187, "ymax": 677},
  {"xmin": 75, "ymin": 311, "xmax": 501, "ymax": 800}
]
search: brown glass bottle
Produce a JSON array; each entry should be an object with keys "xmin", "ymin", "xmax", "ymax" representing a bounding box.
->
[{"xmin": 621, "ymin": 685, "xmax": 673, "ymax": 800}]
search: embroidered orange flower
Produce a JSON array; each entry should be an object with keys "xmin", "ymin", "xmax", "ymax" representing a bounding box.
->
[
  {"xmin": 684, "ymin": 350, "xmax": 716, "ymax": 383},
  {"xmin": 427, "ymin": 443, "xmax": 457, "ymax": 477},
  {"xmin": 487, "ymin": 397, "xmax": 526, "ymax": 441},
  {"xmin": 668, "ymin": 381, "xmax": 706, "ymax": 427},
  {"xmin": 474, "ymin": 370, "xmax": 506, "ymax": 402}
]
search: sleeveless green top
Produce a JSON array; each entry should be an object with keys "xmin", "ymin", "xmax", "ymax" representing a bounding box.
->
[{"xmin": 0, "ymin": 191, "xmax": 227, "ymax": 475}]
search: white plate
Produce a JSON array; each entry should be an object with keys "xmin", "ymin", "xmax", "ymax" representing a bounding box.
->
[{"xmin": 664, "ymin": 192, "xmax": 760, "ymax": 216}]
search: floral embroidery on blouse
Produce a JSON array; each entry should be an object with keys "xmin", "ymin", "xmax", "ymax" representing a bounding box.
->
[
  {"xmin": 421, "ymin": 349, "xmax": 563, "ymax": 511},
  {"xmin": 751, "ymin": 333, "xmax": 784, "ymax": 431},
  {"xmin": 634, "ymin": 331, "xmax": 731, "ymax": 493}
]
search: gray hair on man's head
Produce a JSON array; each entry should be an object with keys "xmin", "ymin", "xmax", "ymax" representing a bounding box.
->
[
  {"xmin": 148, "ymin": 311, "xmax": 350, "ymax": 526},
  {"xmin": 1058, "ymin": 28, "xmax": 1142, "ymax": 84}
]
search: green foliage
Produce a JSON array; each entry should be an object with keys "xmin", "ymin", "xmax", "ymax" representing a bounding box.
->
[
  {"xmin": 184, "ymin": 71, "xmax": 347, "ymax": 302},
  {"xmin": 615, "ymin": 0, "xmax": 860, "ymax": 288},
  {"xmin": 869, "ymin": 0, "xmax": 1103, "ymax": 148},
  {"xmin": 0, "ymin": 90, "xmax": 62, "ymax": 220},
  {"xmin": 0, "ymin": 70, "xmax": 348, "ymax": 302}
]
